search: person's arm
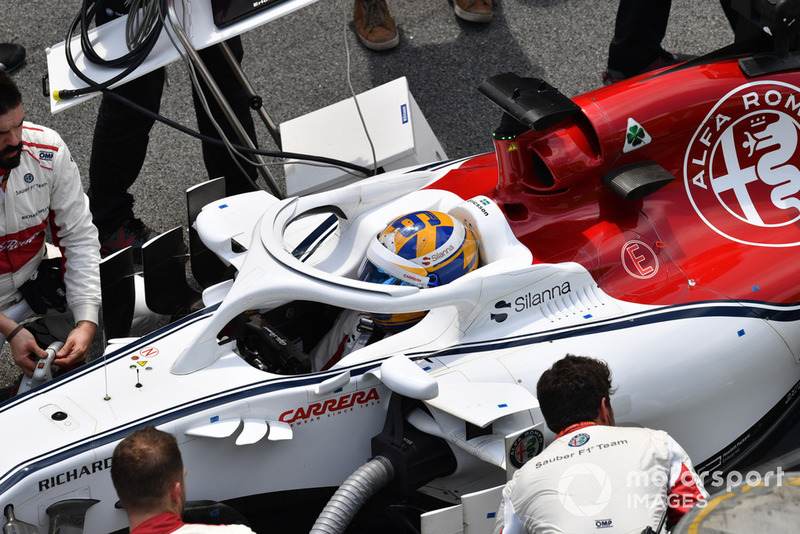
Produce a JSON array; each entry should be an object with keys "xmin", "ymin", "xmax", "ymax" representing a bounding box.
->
[
  {"xmin": 0, "ymin": 313, "xmax": 47, "ymax": 375},
  {"xmin": 55, "ymin": 320, "xmax": 96, "ymax": 367},
  {"xmin": 665, "ymin": 435, "xmax": 708, "ymax": 525},
  {"xmin": 46, "ymin": 131, "xmax": 101, "ymax": 365}
]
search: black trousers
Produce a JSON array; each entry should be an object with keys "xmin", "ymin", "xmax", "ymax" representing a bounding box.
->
[
  {"xmin": 607, "ymin": 0, "xmax": 746, "ymax": 76},
  {"xmin": 606, "ymin": 0, "xmax": 672, "ymax": 75},
  {"xmin": 88, "ymin": 0, "xmax": 259, "ymax": 235}
]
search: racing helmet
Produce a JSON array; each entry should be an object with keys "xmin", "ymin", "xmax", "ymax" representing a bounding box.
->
[{"xmin": 358, "ymin": 210, "xmax": 480, "ymax": 331}]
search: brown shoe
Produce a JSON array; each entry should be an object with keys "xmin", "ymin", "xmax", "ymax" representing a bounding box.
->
[
  {"xmin": 454, "ymin": 0, "xmax": 493, "ymax": 23},
  {"xmin": 354, "ymin": 0, "xmax": 399, "ymax": 51}
]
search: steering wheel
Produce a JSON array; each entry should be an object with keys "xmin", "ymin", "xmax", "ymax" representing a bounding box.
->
[{"xmin": 236, "ymin": 315, "xmax": 311, "ymax": 375}]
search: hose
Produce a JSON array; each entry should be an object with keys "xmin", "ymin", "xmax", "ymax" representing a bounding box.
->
[{"xmin": 310, "ymin": 456, "xmax": 395, "ymax": 534}]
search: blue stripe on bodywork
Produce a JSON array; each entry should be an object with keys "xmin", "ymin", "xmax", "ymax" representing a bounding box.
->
[
  {"xmin": 3, "ymin": 299, "xmax": 799, "ymax": 494},
  {"xmin": 408, "ymin": 300, "xmax": 800, "ymax": 359}
]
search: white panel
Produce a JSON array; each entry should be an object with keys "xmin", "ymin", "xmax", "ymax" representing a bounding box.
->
[
  {"xmin": 421, "ymin": 504, "xmax": 463, "ymax": 534},
  {"xmin": 185, "ymin": 418, "xmax": 241, "ymax": 438},
  {"xmin": 235, "ymin": 419, "xmax": 269, "ymax": 445}
]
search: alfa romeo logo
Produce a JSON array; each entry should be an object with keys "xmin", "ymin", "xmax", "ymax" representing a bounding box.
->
[
  {"xmin": 684, "ymin": 81, "xmax": 800, "ymax": 247},
  {"xmin": 508, "ymin": 429, "xmax": 544, "ymax": 469}
]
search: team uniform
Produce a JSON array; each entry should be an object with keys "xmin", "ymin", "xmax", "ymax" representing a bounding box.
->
[
  {"xmin": 0, "ymin": 122, "xmax": 100, "ymax": 331},
  {"xmin": 494, "ymin": 422, "xmax": 707, "ymax": 534},
  {"xmin": 131, "ymin": 513, "xmax": 256, "ymax": 533}
]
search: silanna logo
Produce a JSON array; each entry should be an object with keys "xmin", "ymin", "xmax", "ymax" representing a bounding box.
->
[
  {"xmin": 491, "ymin": 282, "xmax": 572, "ymax": 323},
  {"xmin": 684, "ymin": 81, "xmax": 800, "ymax": 247},
  {"xmin": 279, "ymin": 387, "xmax": 380, "ymax": 425}
]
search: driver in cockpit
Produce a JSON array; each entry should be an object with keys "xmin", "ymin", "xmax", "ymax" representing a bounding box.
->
[{"xmin": 309, "ymin": 209, "xmax": 480, "ymax": 371}]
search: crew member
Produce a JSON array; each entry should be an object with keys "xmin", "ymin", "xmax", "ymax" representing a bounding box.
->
[
  {"xmin": 111, "ymin": 426, "xmax": 257, "ymax": 533},
  {"xmin": 493, "ymin": 355, "xmax": 707, "ymax": 533},
  {"xmin": 0, "ymin": 70, "xmax": 100, "ymax": 376}
]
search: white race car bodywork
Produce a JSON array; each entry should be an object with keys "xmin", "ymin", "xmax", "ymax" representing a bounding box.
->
[{"xmin": 1, "ymin": 156, "xmax": 798, "ymax": 532}]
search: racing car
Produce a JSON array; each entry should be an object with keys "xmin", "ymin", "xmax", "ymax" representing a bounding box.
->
[{"xmin": 3, "ymin": 1, "xmax": 800, "ymax": 532}]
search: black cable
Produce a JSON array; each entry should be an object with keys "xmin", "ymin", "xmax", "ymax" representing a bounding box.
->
[
  {"xmin": 55, "ymin": 0, "xmax": 165, "ymax": 100},
  {"xmin": 58, "ymin": 0, "xmax": 372, "ymax": 179},
  {"xmin": 101, "ymin": 87, "xmax": 372, "ymax": 177}
]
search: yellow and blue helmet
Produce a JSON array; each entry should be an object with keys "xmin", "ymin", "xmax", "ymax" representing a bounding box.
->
[{"xmin": 358, "ymin": 210, "xmax": 480, "ymax": 331}]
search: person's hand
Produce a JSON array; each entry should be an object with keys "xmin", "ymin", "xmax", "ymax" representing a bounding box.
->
[
  {"xmin": 55, "ymin": 321, "xmax": 96, "ymax": 368},
  {"xmin": 9, "ymin": 327, "xmax": 48, "ymax": 377}
]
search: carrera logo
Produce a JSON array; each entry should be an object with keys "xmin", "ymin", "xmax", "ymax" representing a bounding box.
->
[
  {"xmin": 684, "ymin": 81, "xmax": 800, "ymax": 247},
  {"xmin": 279, "ymin": 387, "xmax": 380, "ymax": 425}
]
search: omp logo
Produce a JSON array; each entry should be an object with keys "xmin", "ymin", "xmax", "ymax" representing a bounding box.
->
[
  {"xmin": 595, "ymin": 519, "xmax": 613, "ymax": 529},
  {"xmin": 38, "ymin": 151, "xmax": 53, "ymax": 161},
  {"xmin": 684, "ymin": 81, "xmax": 800, "ymax": 246}
]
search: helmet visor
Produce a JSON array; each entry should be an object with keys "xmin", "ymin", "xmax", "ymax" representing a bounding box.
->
[
  {"xmin": 359, "ymin": 238, "xmax": 432, "ymax": 288},
  {"xmin": 358, "ymin": 260, "xmax": 414, "ymax": 286}
]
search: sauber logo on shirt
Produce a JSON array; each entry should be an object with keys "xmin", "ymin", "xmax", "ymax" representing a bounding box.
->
[{"xmin": 279, "ymin": 387, "xmax": 380, "ymax": 425}]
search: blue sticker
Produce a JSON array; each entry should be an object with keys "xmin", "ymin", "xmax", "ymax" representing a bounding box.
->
[
  {"xmin": 401, "ymin": 104, "xmax": 408, "ymax": 124},
  {"xmin": 218, "ymin": 204, "xmax": 229, "ymax": 209},
  {"xmin": 737, "ymin": 329, "xmax": 745, "ymax": 337},
  {"xmin": 210, "ymin": 415, "xmax": 219, "ymax": 423}
]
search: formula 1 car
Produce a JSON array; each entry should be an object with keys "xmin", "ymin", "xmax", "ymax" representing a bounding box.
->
[{"xmin": 4, "ymin": 1, "xmax": 800, "ymax": 532}]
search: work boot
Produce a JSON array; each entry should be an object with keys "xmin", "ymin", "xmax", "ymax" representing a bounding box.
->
[
  {"xmin": 603, "ymin": 48, "xmax": 695, "ymax": 85},
  {"xmin": 454, "ymin": 0, "xmax": 493, "ymax": 23},
  {"xmin": 354, "ymin": 0, "xmax": 399, "ymax": 51}
]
